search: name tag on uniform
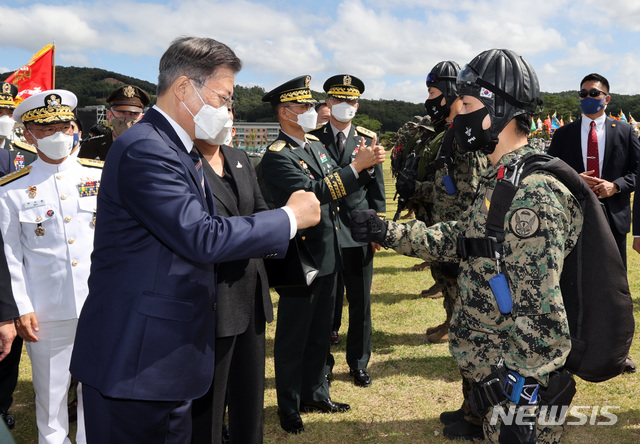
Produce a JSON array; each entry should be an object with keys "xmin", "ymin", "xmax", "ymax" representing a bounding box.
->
[{"xmin": 23, "ymin": 199, "xmax": 46, "ymax": 209}]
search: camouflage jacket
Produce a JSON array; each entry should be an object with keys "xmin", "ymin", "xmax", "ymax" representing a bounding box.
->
[{"xmin": 384, "ymin": 144, "xmax": 583, "ymax": 384}]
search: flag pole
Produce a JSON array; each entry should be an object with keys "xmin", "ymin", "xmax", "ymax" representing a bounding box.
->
[{"xmin": 52, "ymin": 41, "xmax": 56, "ymax": 88}]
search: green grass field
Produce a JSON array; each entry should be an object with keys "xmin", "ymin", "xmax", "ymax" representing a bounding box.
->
[{"xmin": 7, "ymin": 158, "xmax": 640, "ymax": 443}]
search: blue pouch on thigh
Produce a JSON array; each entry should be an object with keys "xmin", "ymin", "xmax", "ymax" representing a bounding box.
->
[
  {"xmin": 442, "ymin": 175, "xmax": 456, "ymax": 195},
  {"xmin": 489, "ymin": 273, "xmax": 512, "ymax": 314}
]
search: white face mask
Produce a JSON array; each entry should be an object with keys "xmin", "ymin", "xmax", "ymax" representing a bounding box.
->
[
  {"xmin": 330, "ymin": 101, "xmax": 357, "ymax": 123},
  {"xmin": 287, "ymin": 107, "xmax": 318, "ymax": 133},
  {"xmin": 32, "ymin": 130, "xmax": 74, "ymax": 160},
  {"xmin": 182, "ymin": 80, "xmax": 231, "ymax": 145},
  {"xmin": 208, "ymin": 119, "xmax": 234, "ymax": 146},
  {"xmin": 0, "ymin": 115, "xmax": 15, "ymax": 138}
]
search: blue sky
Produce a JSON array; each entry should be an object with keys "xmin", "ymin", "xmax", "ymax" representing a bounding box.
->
[{"xmin": 2, "ymin": 0, "xmax": 640, "ymax": 103}]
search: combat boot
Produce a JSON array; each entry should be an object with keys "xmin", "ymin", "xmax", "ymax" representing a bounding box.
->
[
  {"xmin": 439, "ymin": 407, "xmax": 465, "ymax": 425},
  {"xmin": 427, "ymin": 328, "xmax": 449, "ymax": 343},
  {"xmin": 421, "ymin": 282, "xmax": 443, "ymax": 298},
  {"xmin": 443, "ymin": 418, "xmax": 484, "ymax": 441},
  {"xmin": 426, "ymin": 321, "xmax": 447, "ymax": 336}
]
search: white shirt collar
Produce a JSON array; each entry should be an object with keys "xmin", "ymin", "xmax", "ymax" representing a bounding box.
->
[
  {"xmin": 152, "ymin": 105, "xmax": 195, "ymax": 153},
  {"xmin": 330, "ymin": 122, "xmax": 352, "ymax": 139},
  {"xmin": 582, "ymin": 113, "xmax": 607, "ymax": 131}
]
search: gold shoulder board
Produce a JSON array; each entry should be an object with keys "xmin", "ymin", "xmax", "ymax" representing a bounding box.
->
[
  {"xmin": 356, "ymin": 126, "xmax": 376, "ymax": 139},
  {"xmin": 13, "ymin": 140, "xmax": 38, "ymax": 154},
  {"xmin": 269, "ymin": 140, "xmax": 287, "ymax": 152},
  {"xmin": 77, "ymin": 158, "xmax": 105, "ymax": 168},
  {"xmin": 0, "ymin": 166, "xmax": 32, "ymax": 186},
  {"xmin": 306, "ymin": 134, "xmax": 320, "ymax": 141}
]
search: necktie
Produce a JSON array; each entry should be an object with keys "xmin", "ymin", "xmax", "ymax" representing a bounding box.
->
[
  {"xmin": 189, "ymin": 146, "xmax": 205, "ymax": 190},
  {"xmin": 337, "ymin": 131, "xmax": 347, "ymax": 157},
  {"xmin": 587, "ymin": 121, "xmax": 599, "ymax": 178},
  {"xmin": 304, "ymin": 142, "xmax": 313, "ymax": 157}
]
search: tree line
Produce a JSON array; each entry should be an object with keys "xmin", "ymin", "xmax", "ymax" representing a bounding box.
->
[{"xmin": 3, "ymin": 66, "xmax": 640, "ymax": 133}]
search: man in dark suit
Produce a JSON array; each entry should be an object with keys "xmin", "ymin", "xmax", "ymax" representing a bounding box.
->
[
  {"xmin": 0, "ymin": 232, "xmax": 18, "ymax": 430},
  {"xmin": 191, "ymin": 105, "xmax": 272, "ymax": 444},
  {"xmin": 548, "ymin": 72, "xmax": 639, "ymax": 373},
  {"xmin": 257, "ymin": 75, "xmax": 385, "ymax": 434},
  {"xmin": 69, "ymin": 37, "xmax": 321, "ymax": 444},
  {"xmin": 548, "ymin": 73, "xmax": 639, "ymax": 268},
  {"xmin": 0, "ymin": 85, "xmax": 22, "ymax": 432},
  {"xmin": 311, "ymin": 75, "xmax": 385, "ymax": 388}
]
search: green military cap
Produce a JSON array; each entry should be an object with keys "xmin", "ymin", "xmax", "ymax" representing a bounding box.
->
[
  {"xmin": 13, "ymin": 89, "xmax": 77, "ymax": 125},
  {"xmin": 323, "ymin": 74, "xmax": 365, "ymax": 99},
  {"xmin": 106, "ymin": 85, "xmax": 150, "ymax": 112},
  {"xmin": 0, "ymin": 82, "xmax": 19, "ymax": 109},
  {"xmin": 262, "ymin": 75, "xmax": 316, "ymax": 105}
]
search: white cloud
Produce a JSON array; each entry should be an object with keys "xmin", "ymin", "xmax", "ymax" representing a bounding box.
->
[{"xmin": 1, "ymin": 0, "xmax": 639, "ymax": 102}]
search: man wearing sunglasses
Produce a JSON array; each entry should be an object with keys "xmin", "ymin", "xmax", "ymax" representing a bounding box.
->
[
  {"xmin": 548, "ymin": 74, "xmax": 638, "ymax": 374},
  {"xmin": 548, "ymin": 75, "xmax": 639, "ymax": 269}
]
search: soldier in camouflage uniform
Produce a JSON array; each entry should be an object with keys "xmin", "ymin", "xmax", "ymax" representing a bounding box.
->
[{"xmin": 351, "ymin": 49, "xmax": 581, "ymax": 443}]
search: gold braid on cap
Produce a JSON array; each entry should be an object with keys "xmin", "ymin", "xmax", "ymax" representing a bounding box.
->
[
  {"xmin": 280, "ymin": 88, "xmax": 314, "ymax": 103},
  {"xmin": 21, "ymin": 105, "xmax": 75, "ymax": 124},
  {"xmin": 327, "ymin": 86, "xmax": 360, "ymax": 97},
  {"xmin": 0, "ymin": 94, "xmax": 15, "ymax": 108}
]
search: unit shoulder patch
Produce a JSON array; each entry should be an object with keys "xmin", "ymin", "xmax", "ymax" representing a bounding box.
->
[
  {"xmin": 13, "ymin": 140, "xmax": 37, "ymax": 154},
  {"xmin": 269, "ymin": 140, "xmax": 287, "ymax": 152},
  {"xmin": 77, "ymin": 158, "xmax": 105, "ymax": 169},
  {"xmin": 0, "ymin": 165, "xmax": 32, "ymax": 186},
  {"xmin": 356, "ymin": 126, "xmax": 376, "ymax": 139}
]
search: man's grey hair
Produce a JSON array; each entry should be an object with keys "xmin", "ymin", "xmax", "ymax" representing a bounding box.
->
[{"xmin": 157, "ymin": 36, "xmax": 242, "ymax": 96}]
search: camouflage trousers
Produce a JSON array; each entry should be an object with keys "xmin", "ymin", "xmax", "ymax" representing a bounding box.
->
[
  {"xmin": 429, "ymin": 262, "xmax": 458, "ymax": 320},
  {"xmin": 449, "ymin": 308, "xmax": 569, "ymax": 443}
]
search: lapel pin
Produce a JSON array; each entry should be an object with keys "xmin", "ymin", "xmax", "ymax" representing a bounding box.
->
[{"xmin": 236, "ymin": 161, "xmax": 243, "ymax": 169}]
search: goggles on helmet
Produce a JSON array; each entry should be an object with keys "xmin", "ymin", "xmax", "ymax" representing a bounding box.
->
[{"xmin": 426, "ymin": 72, "xmax": 457, "ymax": 86}]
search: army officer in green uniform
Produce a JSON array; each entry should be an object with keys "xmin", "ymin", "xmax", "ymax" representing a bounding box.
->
[
  {"xmin": 257, "ymin": 75, "xmax": 384, "ymax": 434},
  {"xmin": 78, "ymin": 84, "xmax": 150, "ymax": 160},
  {"xmin": 311, "ymin": 74, "xmax": 385, "ymax": 388}
]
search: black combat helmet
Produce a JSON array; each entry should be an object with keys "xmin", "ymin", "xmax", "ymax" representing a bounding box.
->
[
  {"xmin": 456, "ymin": 49, "xmax": 542, "ymax": 151},
  {"xmin": 425, "ymin": 61, "xmax": 461, "ymax": 113}
]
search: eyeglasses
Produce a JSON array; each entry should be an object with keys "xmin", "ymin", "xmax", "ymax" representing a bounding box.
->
[
  {"xmin": 193, "ymin": 80, "xmax": 234, "ymax": 108},
  {"xmin": 579, "ymin": 88, "xmax": 608, "ymax": 98},
  {"xmin": 329, "ymin": 97, "xmax": 358, "ymax": 106}
]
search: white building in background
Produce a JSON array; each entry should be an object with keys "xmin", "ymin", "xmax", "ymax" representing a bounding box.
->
[{"xmin": 233, "ymin": 122, "xmax": 280, "ymax": 152}]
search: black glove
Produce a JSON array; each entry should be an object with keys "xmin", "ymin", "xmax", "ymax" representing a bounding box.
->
[{"xmin": 350, "ymin": 209, "xmax": 387, "ymax": 244}]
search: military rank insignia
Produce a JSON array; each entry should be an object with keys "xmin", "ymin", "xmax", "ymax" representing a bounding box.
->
[{"xmin": 77, "ymin": 180, "xmax": 100, "ymax": 197}]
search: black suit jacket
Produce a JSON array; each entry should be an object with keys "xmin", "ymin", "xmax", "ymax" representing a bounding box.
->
[
  {"xmin": 202, "ymin": 146, "xmax": 272, "ymax": 337},
  {"xmin": 0, "ymin": 151, "xmax": 17, "ymax": 322},
  {"xmin": 548, "ymin": 116, "xmax": 640, "ymax": 234},
  {"xmin": 0, "ymin": 232, "xmax": 18, "ymax": 322}
]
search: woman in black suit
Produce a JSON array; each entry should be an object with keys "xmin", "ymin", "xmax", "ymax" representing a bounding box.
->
[{"xmin": 191, "ymin": 110, "xmax": 273, "ymax": 444}]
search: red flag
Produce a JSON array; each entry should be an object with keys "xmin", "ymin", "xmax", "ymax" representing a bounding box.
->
[{"xmin": 5, "ymin": 44, "xmax": 55, "ymax": 105}]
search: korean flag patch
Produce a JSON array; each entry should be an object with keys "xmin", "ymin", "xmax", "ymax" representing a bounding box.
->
[{"xmin": 480, "ymin": 87, "xmax": 493, "ymax": 99}]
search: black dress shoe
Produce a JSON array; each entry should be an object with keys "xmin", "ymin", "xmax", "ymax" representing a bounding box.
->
[
  {"xmin": 278, "ymin": 411, "xmax": 304, "ymax": 434},
  {"xmin": 624, "ymin": 356, "xmax": 636, "ymax": 373},
  {"xmin": 1, "ymin": 410, "xmax": 15, "ymax": 429},
  {"xmin": 300, "ymin": 398, "xmax": 350, "ymax": 413},
  {"xmin": 350, "ymin": 368, "xmax": 372, "ymax": 387},
  {"xmin": 439, "ymin": 407, "xmax": 465, "ymax": 425}
]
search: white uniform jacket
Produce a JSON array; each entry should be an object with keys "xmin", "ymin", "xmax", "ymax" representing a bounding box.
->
[{"xmin": 0, "ymin": 157, "xmax": 102, "ymax": 321}]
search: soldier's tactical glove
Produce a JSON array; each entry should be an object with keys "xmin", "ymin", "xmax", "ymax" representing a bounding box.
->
[{"xmin": 350, "ymin": 209, "xmax": 387, "ymax": 244}]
